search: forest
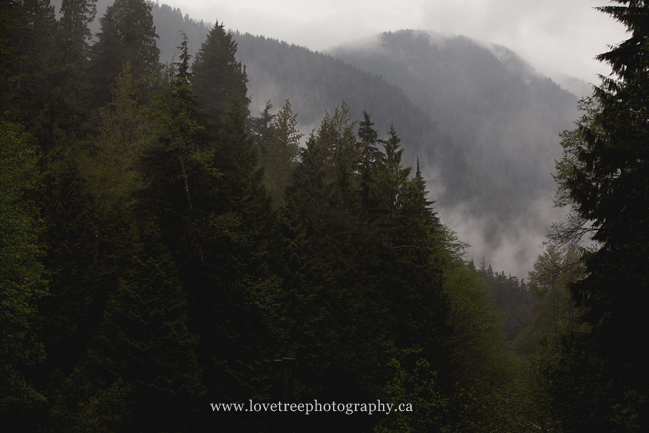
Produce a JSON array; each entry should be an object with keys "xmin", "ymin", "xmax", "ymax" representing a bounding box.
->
[{"xmin": 0, "ymin": 0, "xmax": 647, "ymax": 432}]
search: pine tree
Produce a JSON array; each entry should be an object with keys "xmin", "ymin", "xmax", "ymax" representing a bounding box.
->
[
  {"xmin": 285, "ymin": 107, "xmax": 451, "ymax": 432},
  {"xmin": 142, "ymin": 39, "xmax": 205, "ymax": 219},
  {"xmin": 357, "ymin": 110, "xmax": 382, "ymax": 206},
  {"xmin": 6, "ymin": 0, "xmax": 60, "ymax": 151},
  {"xmin": 358, "ymin": 110, "xmax": 381, "ymax": 169},
  {"xmin": 182, "ymin": 100, "xmax": 282, "ymax": 433},
  {"xmin": 415, "ymin": 157, "xmax": 438, "ymax": 221},
  {"xmin": 140, "ymin": 39, "xmax": 282, "ymax": 432},
  {"xmin": 52, "ymin": 0, "xmax": 97, "ymax": 139}
]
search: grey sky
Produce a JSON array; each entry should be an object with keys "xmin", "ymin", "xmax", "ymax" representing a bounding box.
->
[{"xmin": 161, "ymin": 0, "xmax": 627, "ymax": 85}]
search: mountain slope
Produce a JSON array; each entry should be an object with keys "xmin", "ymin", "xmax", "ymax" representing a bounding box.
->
[
  {"xmin": 63, "ymin": 1, "xmax": 579, "ymax": 276},
  {"xmin": 233, "ymin": 32, "xmax": 439, "ymax": 149},
  {"xmin": 330, "ymin": 31, "xmax": 580, "ymax": 274}
]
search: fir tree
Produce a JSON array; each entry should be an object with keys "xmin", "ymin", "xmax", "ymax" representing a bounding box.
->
[
  {"xmin": 550, "ymin": 1, "xmax": 649, "ymax": 430},
  {"xmin": 261, "ymin": 99, "xmax": 302, "ymax": 207},
  {"xmin": 89, "ymin": 0, "xmax": 159, "ymax": 107},
  {"xmin": 82, "ymin": 222, "xmax": 204, "ymax": 433},
  {"xmin": 191, "ymin": 20, "xmax": 249, "ymax": 127},
  {"xmin": 249, "ymin": 100, "xmax": 275, "ymax": 155}
]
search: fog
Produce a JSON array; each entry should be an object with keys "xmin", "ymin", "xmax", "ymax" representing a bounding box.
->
[
  {"xmin": 163, "ymin": 0, "xmax": 628, "ymax": 86},
  {"xmin": 54, "ymin": 0, "xmax": 617, "ymax": 278},
  {"xmin": 325, "ymin": 30, "xmax": 580, "ymax": 277}
]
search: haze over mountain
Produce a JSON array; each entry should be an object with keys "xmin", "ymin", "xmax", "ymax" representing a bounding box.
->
[
  {"xmin": 329, "ymin": 30, "xmax": 580, "ymax": 276},
  {"xmin": 51, "ymin": 0, "xmax": 581, "ymax": 277},
  {"xmin": 222, "ymin": 27, "xmax": 580, "ymax": 276},
  {"xmin": 7, "ymin": 2, "xmax": 646, "ymax": 430}
]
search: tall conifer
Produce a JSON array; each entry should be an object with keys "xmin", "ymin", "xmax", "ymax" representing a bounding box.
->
[
  {"xmin": 89, "ymin": 0, "xmax": 159, "ymax": 107},
  {"xmin": 191, "ymin": 21, "xmax": 249, "ymax": 126},
  {"xmin": 551, "ymin": 1, "xmax": 649, "ymax": 430}
]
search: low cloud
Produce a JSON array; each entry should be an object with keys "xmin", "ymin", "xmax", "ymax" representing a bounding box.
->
[{"xmin": 439, "ymin": 191, "xmax": 568, "ymax": 279}]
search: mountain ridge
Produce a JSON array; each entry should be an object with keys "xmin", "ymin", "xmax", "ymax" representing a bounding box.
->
[
  {"xmin": 327, "ymin": 29, "xmax": 578, "ymax": 275},
  {"xmin": 51, "ymin": 0, "xmax": 580, "ymax": 276}
]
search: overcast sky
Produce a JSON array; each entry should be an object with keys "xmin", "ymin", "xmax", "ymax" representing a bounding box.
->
[{"xmin": 160, "ymin": 0, "xmax": 628, "ymax": 85}]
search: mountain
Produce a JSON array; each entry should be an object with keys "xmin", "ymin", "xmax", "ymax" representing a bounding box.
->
[
  {"xmin": 53, "ymin": 1, "xmax": 580, "ymax": 276},
  {"xmin": 232, "ymin": 32, "xmax": 439, "ymax": 154},
  {"xmin": 234, "ymin": 30, "xmax": 579, "ymax": 276},
  {"xmin": 325, "ymin": 31, "xmax": 579, "ymax": 275}
]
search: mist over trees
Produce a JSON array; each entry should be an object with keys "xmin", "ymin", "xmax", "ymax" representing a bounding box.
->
[
  {"xmin": 52, "ymin": 0, "xmax": 580, "ymax": 277},
  {"xmin": 1, "ymin": 0, "xmax": 647, "ymax": 432}
]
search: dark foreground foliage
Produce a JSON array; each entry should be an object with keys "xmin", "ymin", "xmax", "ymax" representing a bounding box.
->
[{"xmin": 1, "ymin": 1, "xmax": 647, "ymax": 432}]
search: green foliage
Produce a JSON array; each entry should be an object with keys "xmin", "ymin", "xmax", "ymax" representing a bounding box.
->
[
  {"xmin": 478, "ymin": 262, "xmax": 534, "ymax": 344},
  {"xmin": 526, "ymin": 245, "xmax": 586, "ymax": 346},
  {"xmin": 549, "ymin": 97, "xmax": 602, "ymax": 247},
  {"xmin": 444, "ymin": 258, "xmax": 514, "ymax": 384},
  {"xmin": 0, "ymin": 5, "xmax": 589, "ymax": 431},
  {"xmin": 411, "ymin": 232, "xmax": 520, "ymax": 433},
  {"xmin": 79, "ymin": 63, "xmax": 148, "ymax": 217},
  {"xmin": 495, "ymin": 341, "xmax": 559, "ymax": 433},
  {"xmin": 376, "ymin": 353, "xmax": 515, "ymax": 433},
  {"xmin": 85, "ymin": 222, "xmax": 204, "ymax": 433},
  {"xmin": 191, "ymin": 21, "xmax": 249, "ymax": 126},
  {"xmin": 0, "ymin": 120, "xmax": 47, "ymax": 419},
  {"xmin": 260, "ymin": 99, "xmax": 303, "ymax": 207},
  {"xmin": 374, "ymin": 359, "xmax": 449, "ymax": 433},
  {"xmin": 249, "ymin": 100, "xmax": 275, "ymax": 152},
  {"xmin": 6, "ymin": 0, "xmax": 63, "ymax": 150},
  {"xmin": 142, "ymin": 57, "xmax": 207, "ymax": 216},
  {"xmin": 546, "ymin": 2, "xmax": 649, "ymax": 430},
  {"xmin": 282, "ymin": 106, "xmax": 458, "ymax": 432},
  {"xmin": 90, "ymin": 0, "xmax": 160, "ymax": 107}
]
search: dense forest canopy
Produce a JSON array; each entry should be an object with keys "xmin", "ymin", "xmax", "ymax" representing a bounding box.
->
[{"xmin": 1, "ymin": 0, "xmax": 647, "ymax": 432}]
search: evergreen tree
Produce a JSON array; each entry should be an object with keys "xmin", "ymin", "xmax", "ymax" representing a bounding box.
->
[
  {"xmin": 358, "ymin": 110, "xmax": 379, "ymax": 146},
  {"xmin": 527, "ymin": 245, "xmax": 585, "ymax": 345},
  {"xmin": 139, "ymin": 38, "xmax": 282, "ymax": 432},
  {"xmin": 285, "ymin": 105, "xmax": 391, "ymax": 432},
  {"xmin": 195, "ymin": 106, "xmax": 281, "ymax": 433},
  {"xmin": 36, "ymin": 62, "xmax": 148, "ymax": 433},
  {"xmin": 551, "ymin": 1, "xmax": 649, "ymax": 430},
  {"xmin": 52, "ymin": 0, "xmax": 97, "ymax": 139},
  {"xmin": 261, "ymin": 99, "xmax": 302, "ymax": 207},
  {"xmin": 284, "ymin": 106, "xmax": 452, "ymax": 432},
  {"xmin": 0, "ymin": 119, "xmax": 47, "ymax": 424},
  {"xmin": 249, "ymin": 100, "xmax": 275, "ymax": 154},
  {"xmin": 80, "ymin": 222, "xmax": 204, "ymax": 433},
  {"xmin": 89, "ymin": 0, "xmax": 159, "ymax": 107},
  {"xmin": 191, "ymin": 20, "xmax": 249, "ymax": 126},
  {"xmin": 357, "ymin": 110, "xmax": 381, "ymax": 205},
  {"xmin": 79, "ymin": 62, "xmax": 149, "ymax": 217},
  {"xmin": 415, "ymin": 157, "xmax": 438, "ymax": 221},
  {"xmin": 6, "ymin": 0, "xmax": 60, "ymax": 150},
  {"xmin": 141, "ymin": 43, "xmax": 205, "ymax": 219}
]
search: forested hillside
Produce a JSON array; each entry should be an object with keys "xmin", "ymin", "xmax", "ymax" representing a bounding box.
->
[
  {"xmin": 2, "ymin": 1, "xmax": 647, "ymax": 432},
  {"xmin": 53, "ymin": 0, "xmax": 580, "ymax": 277},
  {"xmin": 0, "ymin": 1, "xmax": 515, "ymax": 431},
  {"xmin": 231, "ymin": 29, "xmax": 582, "ymax": 277},
  {"xmin": 331, "ymin": 32, "xmax": 581, "ymax": 276}
]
